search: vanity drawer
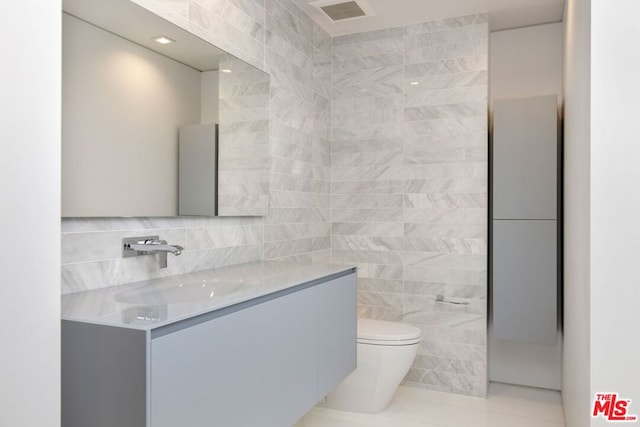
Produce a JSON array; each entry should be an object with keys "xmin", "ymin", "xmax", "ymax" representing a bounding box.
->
[{"xmin": 150, "ymin": 286, "xmax": 317, "ymax": 427}]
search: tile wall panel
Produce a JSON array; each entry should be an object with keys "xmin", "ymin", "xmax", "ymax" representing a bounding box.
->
[
  {"xmin": 61, "ymin": 0, "xmax": 331, "ymax": 293},
  {"xmin": 262, "ymin": 0, "xmax": 332, "ymax": 264},
  {"xmin": 331, "ymin": 14, "xmax": 488, "ymax": 396},
  {"xmin": 332, "ymin": 27, "xmax": 406, "ymax": 322},
  {"xmin": 217, "ymin": 56, "xmax": 271, "ymax": 216}
]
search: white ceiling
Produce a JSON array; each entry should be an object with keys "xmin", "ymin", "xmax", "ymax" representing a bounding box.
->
[{"xmin": 293, "ymin": 0, "xmax": 565, "ymax": 35}]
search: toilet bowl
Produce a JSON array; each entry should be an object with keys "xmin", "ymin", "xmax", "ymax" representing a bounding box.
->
[{"xmin": 326, "ymin": 319, "xmax": 421, "ymax": 413}]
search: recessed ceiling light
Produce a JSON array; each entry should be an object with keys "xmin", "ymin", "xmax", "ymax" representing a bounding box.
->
[
  {"xmin": 152, "ymin": 36, "xmax": 175, "ymax": 45},
  {"xmin": 220, "ymin": 69, "xmax": 232, "ymax": 73},
  {"xmin": 410, "ymin": 81, "xmax": 420, "ymax": 86}
]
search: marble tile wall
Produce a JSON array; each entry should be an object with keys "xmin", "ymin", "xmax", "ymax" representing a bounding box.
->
[
  {"xmin": 218, "ymin": 55, "xmax": 271, "ymax": 216},
  {"xmin": 331, "ymin": 15, "xmax": 489, "ymax": 396},
  {"xmin": 262, "ymin": 0, "xmax": 332, "ymax": 264},
  {"xmin": 61, "ymin": 0, "xmax": 331, "ymax": 294}
]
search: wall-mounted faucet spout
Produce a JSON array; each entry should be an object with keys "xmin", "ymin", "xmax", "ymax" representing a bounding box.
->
[
  {"xmin": 123, "ymin": 236, "xmax": 184, "ymax": 269},
  {"xmin": 128, "ymin": 239, "xmax": 183, "ymax": 255}
]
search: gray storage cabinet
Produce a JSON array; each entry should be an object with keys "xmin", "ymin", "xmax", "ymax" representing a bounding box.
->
[
  {"xmin": 492, "ymin": 95, "xmax": 559, "ymax": 345},
  {"xmin": 62, "ymin": 270, "xmax": 357, "ymax": 427},
  {"xmin": 493, "ymin": 96, "xmax": 557, "ymax": 220},
  {"xmin": 493, "ymin": 220, "xmax": 557, "ymax": 344}
]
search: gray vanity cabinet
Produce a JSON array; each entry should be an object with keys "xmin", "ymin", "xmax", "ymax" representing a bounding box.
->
[
  {"xmin": 62, "ymin": 271, "xmax": 357, "ymax": 427},
  {"xmin": 317, "ymin": 273, "xmax": 357, "ymax": 397},
  {"xmin": 151, "ymin": 285, "xmax": 318, "ymax": 427}
]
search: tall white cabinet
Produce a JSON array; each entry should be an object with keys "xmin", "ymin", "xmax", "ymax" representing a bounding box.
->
[{"xmin": 492, "ymin": 95, "xmax": 560, "ymax": 346}]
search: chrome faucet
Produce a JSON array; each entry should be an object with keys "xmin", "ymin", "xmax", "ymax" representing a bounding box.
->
[{"xmin": 123, "ymin": 236, "xmax": 184, "ymax": 269}]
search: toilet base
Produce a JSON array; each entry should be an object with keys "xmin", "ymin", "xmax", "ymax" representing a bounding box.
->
[{"xmin": 325, "ymin": 341, "xmax": 419, "ymax": 413}]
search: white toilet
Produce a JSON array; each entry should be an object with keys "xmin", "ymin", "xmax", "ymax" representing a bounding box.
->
[{"xmin": 326, "ymin": 319, "xmax": 421, "ymax": 413}]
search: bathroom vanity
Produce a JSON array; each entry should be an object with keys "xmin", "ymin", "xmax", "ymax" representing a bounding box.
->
[{"xmin": 62, "ymin": 262, "xmax": 356, "ymax": 427}]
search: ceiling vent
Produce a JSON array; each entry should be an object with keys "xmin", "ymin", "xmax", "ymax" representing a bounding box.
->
[{"xmin": 310, "ymin": 0, "xmax": 375, "ymax": 22}]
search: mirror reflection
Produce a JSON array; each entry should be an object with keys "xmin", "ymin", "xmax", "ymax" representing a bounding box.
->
[{"xmin": 61, "ymin": 0, "xmax": 269, "ymax": 217}]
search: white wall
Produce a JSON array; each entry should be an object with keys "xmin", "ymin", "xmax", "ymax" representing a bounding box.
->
[
  {"xmin": 564, "ymin": 2, "xmax": 640, "ymax": 425},
  {"xmin": 590, "ymin": 0, "xmax": 640, "ymax": 425},
  {"xmin": 62, "ymin": 13, "xmax": 201, "ymax": 217},
  {"xmin": 562, "ymin": 0, "xmax": 591, "ymax": 425},
  {"xmin": 491, "ymin": 23, "xmax": 564, "ymax": 103},
  {"xmin": 0, "ymin": 0, "xmax": 61, "ymax": 426},
  {"xmin": 489, "ymin": 23, "xmax": 563, "ymax": 390}
]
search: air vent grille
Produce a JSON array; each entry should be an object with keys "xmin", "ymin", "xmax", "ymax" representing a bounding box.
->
[{"xmin": 320, "ymin": 1, "xmax": 366, "ymax": 21}]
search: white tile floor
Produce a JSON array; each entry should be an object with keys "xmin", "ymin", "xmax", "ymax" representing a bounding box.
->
[{"xmin": 295, "ymin": 382, "xmax": 565, "ymax": 427}]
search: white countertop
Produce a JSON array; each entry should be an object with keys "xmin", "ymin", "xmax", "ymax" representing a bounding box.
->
[{"xmin": 61, "ymin": 261, "xmax": 356, "ymax": 330}]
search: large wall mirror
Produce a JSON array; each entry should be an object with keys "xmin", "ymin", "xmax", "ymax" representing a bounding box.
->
[{"xmin": 62, "ymin": 0, "xmax": 269, "ymax": 217}]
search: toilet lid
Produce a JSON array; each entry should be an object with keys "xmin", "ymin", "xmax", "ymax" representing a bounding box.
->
[{"xmin": 357, "ymin": 319, "xmax": 421, "ymax": 345}]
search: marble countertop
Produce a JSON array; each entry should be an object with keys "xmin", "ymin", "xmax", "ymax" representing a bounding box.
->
[{"xmin": 62, "ymin": 261, "xmax": 356, "ymax": 330}]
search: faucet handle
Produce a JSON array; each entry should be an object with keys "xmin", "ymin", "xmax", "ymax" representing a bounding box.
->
[
  {"xmin": 137, "ymin": 238, "xmax": 165, "ymax": 245},
  {"xmin": 123, "ymin": 235, "xmax": 160, "ymax": 257}
]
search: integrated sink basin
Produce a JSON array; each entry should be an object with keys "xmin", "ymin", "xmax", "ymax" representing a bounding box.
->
[{"xmin": 115, "ymin": 278, "xmax": 249, "ymax": 304}]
